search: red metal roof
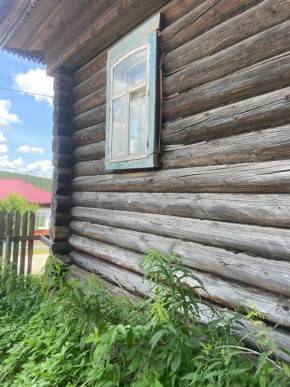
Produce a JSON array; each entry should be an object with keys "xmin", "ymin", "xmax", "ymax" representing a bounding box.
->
[{"xmin": 0, "ymin": 179, "xmax": 52, "ymax": 204}]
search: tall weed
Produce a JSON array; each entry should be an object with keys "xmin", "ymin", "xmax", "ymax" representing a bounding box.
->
[{"xmin": 0, "ymin": 253, "xmax": 289, "ymax": 386}]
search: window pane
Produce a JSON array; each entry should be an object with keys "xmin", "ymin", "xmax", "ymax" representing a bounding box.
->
[
  {"xmin": 113, "ymin": 49, "xmax": 147, "ymax": 96},
  {"xmin": 129, "ymin": 87, "xmax": 147, "ymax": 156},
  {"xmin": 112, "ymin": 96, "xmax": 126, "ymax": 158}
]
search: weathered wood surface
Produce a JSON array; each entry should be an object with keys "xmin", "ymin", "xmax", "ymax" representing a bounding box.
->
[
  {"xmin": 69, "ymin": 233, "xmax": 290, "ymax": 296},
  {"xmin": 74, "ymin": 51, "xmax": 107, "ymax": 84},
  {"xmin": 52, "ymin": 180, "xmax": 71, "ymax": 196},
  {"xmin": 46, "ymin": 0, "xmax": 170, "ymax": 74},
  {"xmin": 70, "ymin": 262, "xmax": 290, "ymax": 363},
  {"xmin": 72, "ymin": 160, "xmax": 290, "ymax": 193},
  {"xmin": 52, "ymin": 212, "xmax": 71, "ymax": 226},
  {"xmin": 73, "ymin": 86, "xmax": 106, "ymax": 116},
  {"xmin": 53, "ymin": 71, "xmax": 75, "ymax": 93},
  {"xmin": 165, "ymin": 19, "xmax": 290, "ymax": 95},
  {"xmin": 73, "ymin": 141, "xmax": 105, "ymax": 162},
  {"xmin": 52, "ymin": 135, "xmax": 75, "ymax": 155},
  {"xmin": 69, "ymin": 244, "xmax": 290, "ymax": 327},
  {"xmin": 71, "ymin": 192, "xmax": 290, "ymax": 228},
  {"xmin": 163, "ymin": 52, "xmax": 290, "ymax": 120},
  {"xmin": 73, "ymin": 104, "xmax": 106, "ymax": 131},
  {"xmin": 161, "ymin": 0, "xmax": 259, "ymax": 54},
  {"xmin": 53, "ymin": 90, "xmax": 74, "ymax": 109},
  {"xmin": 162, "ymin": 0, "xmax": 205, "ymax": 26},
  {"xmin": 71, "ymin": 208, "xmax": 290, "ymax": 260},
  {"xmin": 73, "ymin": 69, "xmax": 106, "ymax": 101},
  {"xmin": 164, "ymin": 0, "xmax": 290, "ymax": 72},
  {"xmin": 51, "ymin": 195, "xmax": 72, "ymax": 212},
  {"xmin": 74, "ymin": 159, "xmax": 106, "ymax": 177},
  {"xmin": 53, "ymin": 167, "xmax": 74, "ymax": 183},
  {"xmin": 162, "ymin": 86, "xmax": 290, "ymax": 145},
  {"xmin": 53, "ymin": 122, "xmax": 72, "ymax": 137},
  {"xmin": 162, "ymin": 125, "xmax": 290, "ymax": 168},
  {"xmin": 73, "ymin": 123, "xmax": 105, "ymax": 146},
  {"xmin": 50, "ymin": 226, "xmax": 71, "ymax": 242},
  {"xmin": 52, "ymin": 153, "xmax": 74, "ymax": 168},
  {"xmin": 53, "ymin": 106, "xmax": 73, "ymax": 124}
]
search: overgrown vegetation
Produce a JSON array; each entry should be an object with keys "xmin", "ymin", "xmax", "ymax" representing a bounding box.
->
[
  {"xmin": 0, "ymin": 252, "xmax": 289, "ymax": 386},
  {"xmin": 0, "ymin": 171, "xmax": 52, "ymax": 192}
]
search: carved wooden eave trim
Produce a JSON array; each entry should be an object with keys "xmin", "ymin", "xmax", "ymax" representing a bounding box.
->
[
  {"xmin": 1, "ymin": 47, "xmax": 45, "ymax": 64},
  {"xmin": 0, "ymin": 0, "xmax": 39, "ymax": 47}
]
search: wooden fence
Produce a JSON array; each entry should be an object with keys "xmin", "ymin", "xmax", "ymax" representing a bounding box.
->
[{"xmin": 0, "ymin": 211, "xmax": 49, "ymax": 275}]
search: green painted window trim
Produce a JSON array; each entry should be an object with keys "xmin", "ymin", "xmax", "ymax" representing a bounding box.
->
[{"xmin": 105, "ymin": 14, "xmax": 160, "ymax": 171}]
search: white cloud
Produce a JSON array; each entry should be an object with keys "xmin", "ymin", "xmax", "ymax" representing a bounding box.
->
[
  {"xmin": 0, "ymin": 99, "xmax": 21, "ymax": 126},
  {"xmin": 0, "ymin": 155, "xmax": 52, "ymax": 177},
  {"xmin": 26, "ymin": 160, "xmax": 52, "ymax": 175},
  {"xmin": 13, "ymin": 68, "xmax": 54, "ymax": 106},
  {"xmin": 0, "ymin": 131, "xmax": 8, "ymax": 153},
  {"xmin": 17, "ymin": 145, "xmax": 45, "ymax": 156}
]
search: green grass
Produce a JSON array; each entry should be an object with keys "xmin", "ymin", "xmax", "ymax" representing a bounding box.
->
[
  {"xmin": 0, "ymin": 171, "xmax": 52, "ymax": 192},
  {"xmin": 0, "ymin": 253, "xmax": 289, "ymax": 386}
]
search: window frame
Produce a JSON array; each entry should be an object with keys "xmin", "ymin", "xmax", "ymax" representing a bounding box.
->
[{"xmin": 105, "ymin": 14, "xmax": 160, "ymax": 171}]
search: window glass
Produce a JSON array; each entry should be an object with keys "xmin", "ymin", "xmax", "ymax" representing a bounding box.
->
[
  {"xmin": 129, "ymin": 86, "xmax": 147, "ymax": 155},
  {"xmin": 113, "ymin": 49, "xmax": 147, "ymax": 96},
  {"xmin": 112, "ymin": 96, "xmax": 126, "ymax": 157}
]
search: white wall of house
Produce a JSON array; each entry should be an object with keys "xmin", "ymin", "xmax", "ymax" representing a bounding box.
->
[{"xmin": 35, "ymin": 207, "xmax": 51, "ymax": 230}]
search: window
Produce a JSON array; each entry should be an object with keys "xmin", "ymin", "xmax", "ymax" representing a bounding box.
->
[{"xmin": 105, "ymin": 14, "xmax": 160, "ymax": 170}]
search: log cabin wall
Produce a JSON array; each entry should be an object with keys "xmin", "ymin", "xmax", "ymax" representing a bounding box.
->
[{"xmin": 64, "ymin": 0, "xmax": 290, "ymax": 348}]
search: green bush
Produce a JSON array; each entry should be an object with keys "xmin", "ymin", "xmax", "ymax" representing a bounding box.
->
[{"xmin": 0, "ymin": 253, "xmax": 289, "ymax": 386}]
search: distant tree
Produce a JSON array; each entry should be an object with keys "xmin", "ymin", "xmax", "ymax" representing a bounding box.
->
[{"xmin": 0, "ymin": 193, "xmax": 38, "ymax": 214}]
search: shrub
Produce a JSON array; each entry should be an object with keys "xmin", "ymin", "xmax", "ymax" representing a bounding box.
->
[{"xmin": 0, "ymin": 253, "xmax": 289, "ymax": 386}]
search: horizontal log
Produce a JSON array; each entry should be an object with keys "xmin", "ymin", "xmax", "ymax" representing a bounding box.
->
[
  {"xmin": 162, "ymin": 0, "xmax": 258, "ymax": 53},
  {"xmin": 71, "ymin": 192, "xmax": 290, "ymax": 228},
  {"xmin": 69, "ymin": 239, "xmax": 290, "ymax": 327},
  {"xmin": 69, "ymin": 233, "xmax": 290, "ymax": 296},
  {"xmin": 162, "ymin": 125, "xmax": 290, "ymax": 168},
  {"xmin": 162, "ymin": 86, "xmax": 290, "ymax": 145},
  {"xmin": 51, "ymin": 195, "xmax": 72, "ymax": 212},
  {"xmin": 72, "ymin": 160, "xmax": 290, "ymax": 193},
  {"xmin": 71, "ymin": 207, "xmax": 290, "ymax": 260},
  {"xmin": 52, "ymin": 135, "xmax": 75, "ymax": 155},
  {"xmin": 52, "ymin": 181, "xmax": 71, "ymax": 196},
  {"xmin": 73, "ymin": 86, "xmax": 106, "ymax": 116},
  {"xmin": 51, "ymin": 240, "xmax": 71, "ymax": 255},
  {"xmin": 52, "ymin": 152, "xmax": 74, "ymax": 168},
  {"xmin": 69, "ymin": 260, "xmax": 290, "ymax": 363},
  {"xmin": 53, "ymin": 90, "xmax": 74, "ymax": 108},
  {"xmin": 72, "ymin": 123, "xmax": 105, "ymax": 146},
  {"xmin": 162, "ymin": 0, "xmax": 207, "ymax": 26},
  {"xmin": 53, "ymin": 122, "xmax": 73, "ymax": 137},
  {"xmin": 165, "ymin": 19, "xmax": 290, "ymax": 95},
  {"xmin": 46, "ymin": 0, "xmax": 169, "ymax": 74},
  {"xmin": 52, "ymin": 211, "xmax": 71, "ymax": 226},
  {"xmin": 74, "ymin": 51, "xmax": 107, "ymax": 84},
  {"xmin": 50, "ymin": 226, "xmax": 71, "ymax": 242},
  {"xmin": 53, "ymin": 106, "xmax": 73, "ymax": 124},
  {"xmin": 163, "ymin": 52, "xmax": 290, "ymax": 120},
  {"xmin": 53, "ymin": 167, "xmax": 74, "ymax": 183},
  {"xmin": 73, "ymin": 104, "xmax": 106, "ymax": 131},
  {"xmin": 73, "ymin": 141, "xmax": 105, "ymax": 162},
  {"xmin": 74, "ymin": 159, "xmax": 106, "ymax": 177},
  {"xmin": 71, "ymin": 251, "xmax": 150, "ymax": 297},
  {"xmin": 164, "ymin": 0, "xmax": 290, "ymax": 72},
  {"xmin": 54, "ymin": 71, "xmax": 75, "ymax": 93},
  {"xmin": 73, "ymin": 70, "xmax": 106, "ymax": 101}
]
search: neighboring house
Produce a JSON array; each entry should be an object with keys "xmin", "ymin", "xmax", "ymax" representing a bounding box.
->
[
  {"xmin": 0, "ymin": 178, "xmax": 52, "ymax": 230},
  {"xmin": 1, "ymin": 0, "xmax": 290, "ymax": 358}
]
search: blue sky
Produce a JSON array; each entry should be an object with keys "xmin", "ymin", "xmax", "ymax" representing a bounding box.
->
[{"xmin": 0, "ymin": 50, "xmax": 54, "ymax": 177}]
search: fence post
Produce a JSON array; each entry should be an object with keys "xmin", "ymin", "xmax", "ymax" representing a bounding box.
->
[
  {"xmin": 5, "ymin": 212, "xmax": 13, "ymax": 264},
  {"xmin": 0, "ymin": 211, "xmax": 4, "ymax": 259},
  {"xmin": 27, "ymin": 212, "xmax": 35, "ymax": 274}
]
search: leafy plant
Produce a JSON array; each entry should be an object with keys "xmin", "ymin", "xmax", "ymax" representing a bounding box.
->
[
  {"xmin": 0, "ymin": 252, "xmax": 289, "ymax": 386},
  {"xmin": 0, "ymin": 193, "xmax": 38, "ymax": 215}
]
